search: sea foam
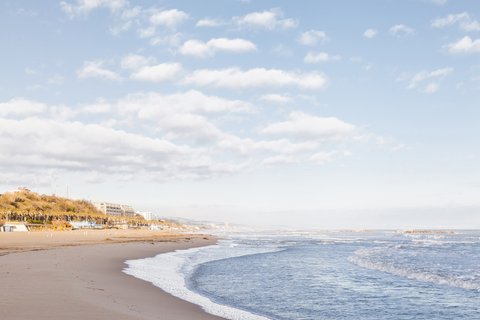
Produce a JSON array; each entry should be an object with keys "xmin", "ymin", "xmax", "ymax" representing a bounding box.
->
[
  {"xmin": 124, "ymin": 243, "xmax": 278, "ymax": 320},
  {"xmin": 347, "ymin": 247, "xmax": 480, "ymax": 291}
]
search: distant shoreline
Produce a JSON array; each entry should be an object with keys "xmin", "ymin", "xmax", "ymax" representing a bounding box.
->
[{"xmin": 0, "ymin": 230, "xmax": 227, "ymax": 320}]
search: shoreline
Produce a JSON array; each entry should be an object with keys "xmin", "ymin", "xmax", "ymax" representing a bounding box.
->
[{"xmin": 0, "ymin": 230, "xmax": 228, "ymax": 320}]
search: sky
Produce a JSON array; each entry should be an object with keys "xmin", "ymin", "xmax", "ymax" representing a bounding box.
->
[{"xmin": 1, "ymin": 0, "xmax": 480, "ymax": 229}]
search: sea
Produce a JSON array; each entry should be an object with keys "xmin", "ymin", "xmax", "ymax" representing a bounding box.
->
[{"xmin": 124, "ymin": 230, "xmax": 480, "ymax": 319}]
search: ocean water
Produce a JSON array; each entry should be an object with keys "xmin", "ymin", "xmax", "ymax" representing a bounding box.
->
[{"xmin": 124, "ymin": 230, "xmax": 480, "ymax": 319}]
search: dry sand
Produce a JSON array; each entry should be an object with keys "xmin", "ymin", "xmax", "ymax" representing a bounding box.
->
[{"xmin": 0, "ymin": 229, "xmax": 228, "ymax": 320}]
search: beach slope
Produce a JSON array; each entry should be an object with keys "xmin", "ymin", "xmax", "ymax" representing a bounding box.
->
[{"xmin": 0, "ymin": 230, "xmax": 227, "ymax": 320}]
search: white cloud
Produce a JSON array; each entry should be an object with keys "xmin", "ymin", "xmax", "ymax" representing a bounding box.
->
[
  {"xmin": 297, "ymin": 30, "xmax": 328, "ymax": 45},
  {"xmin": 309, "ymin": 150, "xmax": 351, "ymax": 165},
  {"xmin": 60, "ymin": 0, "xmax": 128, "ymax": 19},
  {"xmin": 431, "ymin": 12, "xmax": 480, "ymax": 32},
  {"xmin": 196, "ymin": 18, "xmax": 225, "ymax": 27},
  {"xmin": 117, "ymin": 90, "xmax": 252, "ymax": 143},
  {"xmin": 351, "ymin": 133, "xmax": 392, "ymax": 147},
  {"xmin": 234, "ymin": 8, "xmax": 297, "ymax": 30},
  {"xmin": 82, "ymin": 98, "xmax": 112, "ymax": 114},
  {"xmin": 297, "ymin": 94, "xmax": 319, "ymax": 105},
  {"xmin": 0, "ymin": 116, "xmax": 247, "ymax": 180},
  {"xmin": 50, "ymin": 105, "xmax": 77, "ymax": 121},
  {"xmin": 271, "ymin": 44, "xmax": 293, "ymax": 57},
  {"xmin": 396, "ymin": 72, "xmax": 409, "ymax": 82},
  {"xmin": 120, "ymin": 6, "xmax": 140, "ymax": 19},
  {"xmin": 309, "ymin": 151, "xmax": 335, "ymax": 165},
  {"xmin": 26, "ymin": 85, "xmax": 43, "ymax": 91},
  {"xmin": 150, "ymin": 33, "xmax": 184, "ymax": 47},
  {"xmin": 109, "ymin": 20, "xmax": 131, "ymax": 36},
  {"xmin": 197, "ymin": 9, "xmax": 297, "ymax": 30},
  {"xmin": 120, "ymin": 54, "xmax": 156, "ymax": 70},
  {"xmin": 118, "ymin": 90, "xmax": 252, "ymax": 115},
  {"xmin": 129, "ymin": 63, "xmax": 183, "ymax": 83},
  {"xmin": 262, "ymin": 111, "xmax": 356, "ymax": 141},
  {"xmin": 443, "ymin": 36, "xmax": 480, "ymax": 54},
  {"xmin": 85, "ymin": 172, "xmax": 107, "ymax": 184},
  {"xmin": 391, "ymin": 144, "xmax": 406, "ymax": 152},
  {"xmin": 47, "ymin": 74, "xmax": 64, "ymax": 85},
  {"xmin": 375, "ymin": 136, "xmax": 392, "ymax": 146},
  {"xmin": 389, "ymin": 24, "xmax": 415, "ymax": 36},
  {"xmin": 352, "ymin": 133, "xmax": 373, "ymax": 143},
  {"xmin": 17, "ymin": 8, "xmax": 38, "ymax": 17},
  {"xmin": 138, "ymin": 26, "xmax": 156, "ymax": 38},
  {"xmin": 149, "ymin": 9, "xmax": 189, "ymax": 29},
  {"xmin": 262, "ymin": 155, "xmax": 300, "ymax": 166},
  {"xmin": 218, "ymin": 135, "xmax": 317, "ymax": 157},
  {"xmin": 422, "ymin": 0, "xmax": 447, "ymax": 5},
  {"xmin": 0, "ymin": 95, "xmax": 261, "ymax": 180},
  {"xmin": 404, "ymin": 68, "xmax": 453, "ymax": 90},
  {"xmin": 24, "ymin": 67, "xmax": 37, "ymax": 75},
  {"xmin": 424, "ymin": 83, "xmax": 439, "ymax": 93},
  {"xmin": 76, "ymin": 60, "xmax": 122, "ymax": 82},
  {"xmin": 304, "ymin": 51, "xmax": 341, "ymax": 63},
  {"xmin": 0, "ymin": 92, "xmax": 383, "ymax": 178},
  {"xmin": 0, "ymin": 98, "xmax": 47, "ymax": 117},
  {"xmin": 182, "ymin": 67, "xmax": 328, "ymax": 90},
  {"xmin": 100, "ymin": 120, "xmax": 117, "ymax": 129},
  {"xmin": 178, "ymin": 38, "xmax": 257, "ymax": 58},
  {"xmin": 259, "ymin": 94, "xmax": 292, "ymax": 105},
  {"xmin": 363, "ymin": 29, "xmax": 378, "ymax": 38}
]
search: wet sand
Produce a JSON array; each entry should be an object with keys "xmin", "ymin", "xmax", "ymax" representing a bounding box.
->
[{"xmin": 0, "ymin": 229, "xmax": 227, "ymax": 320}]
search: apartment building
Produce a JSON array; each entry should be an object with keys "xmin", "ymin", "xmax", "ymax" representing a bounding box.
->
[
  {"xmin": 121, "ymin": 205, "xmax": 135, "ymax": 218},
  {"xmin": 93, "ymin": 202, "xmax": 135, "ymax": 218},
  {"xmin": 135, "ymin": 211, "xmax": 154, "ymax": 221}
]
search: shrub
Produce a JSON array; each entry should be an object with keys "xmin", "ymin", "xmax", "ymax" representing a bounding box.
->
[{"xmin": 27, "ymin": 219, "xmax": 44, "ymax": 224}]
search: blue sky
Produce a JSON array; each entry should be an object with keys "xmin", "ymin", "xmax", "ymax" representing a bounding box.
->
[{"xmin": 1, "ymin": 0, "xmax": 480, "ymax": 228}]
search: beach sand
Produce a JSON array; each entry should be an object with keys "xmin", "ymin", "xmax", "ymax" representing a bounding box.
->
[{"xmin": 0, "ymin": 229, "xmax": 227, "ymax": 320}]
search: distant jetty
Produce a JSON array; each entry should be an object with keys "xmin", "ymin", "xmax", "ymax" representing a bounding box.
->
[
  {"xmin": 397, "ymin": 230, "xmax": 455, "ymax": 234},
  {"xmin": 339, "ymin": 230, "xmax": 374, "ymax": 233}
]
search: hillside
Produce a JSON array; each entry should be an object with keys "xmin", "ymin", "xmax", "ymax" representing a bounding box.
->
[{"xmin": 1, "ymin": 191, "xmax": 119, "ymax": 224}]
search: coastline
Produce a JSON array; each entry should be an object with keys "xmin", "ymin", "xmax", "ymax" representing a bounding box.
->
[{"xmin": 0, "ymin": 230, "xmax": 228, "ymax": 320}]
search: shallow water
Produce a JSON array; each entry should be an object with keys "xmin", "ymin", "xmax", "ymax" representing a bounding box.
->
[{"xmin": 124, "ymin": 230, "xmax": 480, "ymax": 319}]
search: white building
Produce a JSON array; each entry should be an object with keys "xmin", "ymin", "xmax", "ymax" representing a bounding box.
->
[
  {"xmin": 93, "ymin": 202, "xmax": 135, "ymax": 218},
  {"xmin": 136, "ymin": 211, "xmax": 154, "ymax": 221},
  {"xmin": 121, "ymin": 205, "xmax": 135, "ymax": 218}
]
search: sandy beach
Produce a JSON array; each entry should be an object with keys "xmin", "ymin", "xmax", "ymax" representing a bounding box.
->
[{"xmin": 0, "ymin": 229, "xmax": 227, "ymax": 320}]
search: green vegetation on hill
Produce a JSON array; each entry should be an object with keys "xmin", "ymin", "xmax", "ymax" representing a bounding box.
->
[
  {"xmin": 0, "ymin": 191, "xmax": 189, "ymax": 230},
  {"xmin": 1, "ymin": 191, "xmax": 100, "ymax": 214},
  {"xmin": 1, "ymin": 191, "xmax": 126, "ymax": 225}
]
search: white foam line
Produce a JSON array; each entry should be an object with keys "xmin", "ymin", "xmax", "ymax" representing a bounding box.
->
[
  {"xmin": 347, "ymin": 249, "xmax": 480, "ymax": 291},
  {"xmin": 124, "ymin": 246, "xmax": 273, "ymax": 320}
]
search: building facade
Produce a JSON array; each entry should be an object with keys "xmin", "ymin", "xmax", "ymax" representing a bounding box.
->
[
  {"xmin": 135, "ymin": 211, "xmax": 154, "ymax": 221},
  {"xmin": 93, "ymin": 202, "xmax": 135, "ymax": 218},
  {"xmin": 121, "ymin": 205, "xmax": 135, "ymax": 218}
]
